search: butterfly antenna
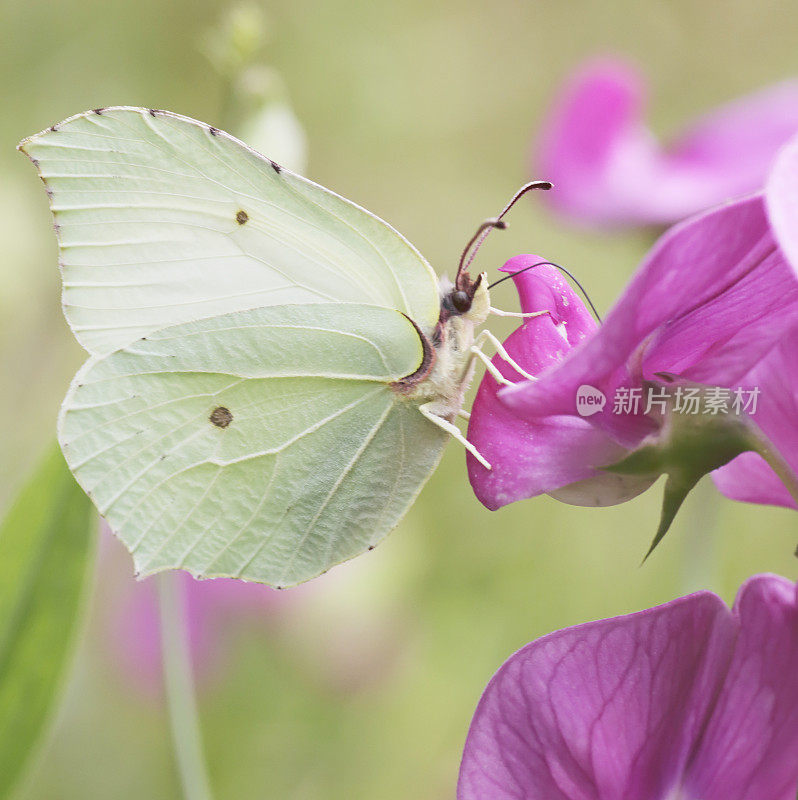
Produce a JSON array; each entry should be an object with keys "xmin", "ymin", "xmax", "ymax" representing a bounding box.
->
[
  {"xmin": 456, "ymin": 218, "xmax": 506, "ymax": 278},
  {"xmin": 489, "ymin": 260, "xmax": 602, "ymax": 323},
  {"xmin": 456, "ymin": 180, "xmax": 552, "ymax": 281}
]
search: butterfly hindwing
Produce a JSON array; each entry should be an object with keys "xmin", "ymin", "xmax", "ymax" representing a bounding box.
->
[
  {"xmin": 59, "ymin": 303, "xmax": 447, "ymax": 585},
  {"xmin": 19, "ymin": 107, "xmax": 441, "ymax": 355}
]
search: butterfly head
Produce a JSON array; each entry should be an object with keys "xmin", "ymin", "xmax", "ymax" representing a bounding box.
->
[
  {"xmin": 447, "ymin": 181, "xmax": 552, "ymax": 329},
  {"xmin": 440, "ymin": 271, "xmax": 490, "ymax": 325}
]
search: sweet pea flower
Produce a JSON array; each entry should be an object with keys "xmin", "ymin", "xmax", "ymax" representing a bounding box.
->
[
  {"xmin": 536, "ymin": 57, "xmax": 798, "ymax": 227},
  {"xmin": 458, "ymin": 573, "xmax": 798, "ymax": 800},
  {"xmin": 767, "ymin": 129, "xmax": 798, "ymax": 276},
  {"xmin": 468, "ymin": 149, "xmax": 798, "ymax": 543}
]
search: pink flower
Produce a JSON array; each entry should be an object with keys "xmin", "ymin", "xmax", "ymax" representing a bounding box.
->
[
  {"xmin": 100, "ymin": 529, "xmax": 406, "ymax": 695},
  {"xmin": 468, "ymin": 143, "xmax": 798, "ymax": 541},
  {"xmin": 711, "ymin": 325, "xmax": 798, "ymax": 508},
  {"xmin": 104, "ymin": 538, "xmax": 289, "ymax": 693},
  {"xmin": 767, "ymin": 129, "xmax": 798, "ymax": 276},
  {"xmin": 458, "ymin": 574, "xmax": 798, "ymax": 800},
  {"xmin": 537, "ymin": 57, "xmax": 798, "ymax": 227}
]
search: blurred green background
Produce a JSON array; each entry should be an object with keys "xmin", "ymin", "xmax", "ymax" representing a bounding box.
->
[{"xmin": 2, "ymin": 0, "xmax": 797, "ymax": 798}]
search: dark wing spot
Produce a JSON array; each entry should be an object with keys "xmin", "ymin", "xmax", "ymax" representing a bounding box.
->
[
  {"xmin": 270, "ymin": 160, "xmax": 282, "ymax": 174},
  {"xmin": 148, "ymin": 109, "xmax": 158, "ymax": 116},
  {"xmin": 210, "ymin": 406, "xmax": 233, "ymax": 428},
  {"xmin": 49, "ymin": 124, "xmax": 58, "ymax": 132},
  {"xmin": 209, "ymin": 126, "xmax": 219, "ymax": 136},
  {"xmin": 235, "ymin": 209, "xmax": 249, "ymax": 225},
  {"xmin": 93, "ymin": 108, "xmax": 104, "ymax": 115}
]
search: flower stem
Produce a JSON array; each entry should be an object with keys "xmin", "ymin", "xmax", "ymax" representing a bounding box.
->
[{"xmin": 158, "ymin": 573, "xmax": 214, "ymax": 800}]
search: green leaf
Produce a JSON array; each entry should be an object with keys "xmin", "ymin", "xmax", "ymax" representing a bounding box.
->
[
  {"xmin": 0, "ymin": 444, "xmax": 96, "ymax": 799},
  {"xmin": 642, "ymin": 472, "xmax": 701, "ymax": 562},
  {"xmin": 603, "ymin": 378, "xmax": 760, "ymax": 560}
]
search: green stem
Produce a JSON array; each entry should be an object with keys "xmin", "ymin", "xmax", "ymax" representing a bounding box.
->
[{"xmin": 158, "ymin": 573, "xmax": 214, "ymax": 800}]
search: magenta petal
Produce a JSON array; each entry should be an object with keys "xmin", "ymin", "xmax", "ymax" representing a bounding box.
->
[
  {"xmin": 642, "ymin": 241, "xmax": 798, "ymax": 387},
  {"xmin": 537, "ymin": 58, "xmax": 650, "ymax": 226},
  {"xmin": 500, "ymin": 196, "xmax": 774, "ymax": 431},
  {"xmin": 467, "ymin": 257, "xmax": 633, "ymax": 509},
  {"xmin": 684, "ymin": 575, "xmax": 798, "ymax": 800},
  {"xmin": 711, "ymin": 328, "xmax": 798, "ymax": 510},
  {"xmin": 467, "ymin": 403, "xmax": 639, "ymax": 510},
  {"xmin": 713, "ymin": 451, "xmax": 795, "ymax": 508},
  {"xmin": 480, "ymin": 194, "xmax": 798, "ymax": 511},
  {"xmin": 767, "ymin": 132, "xmax": 798, "ymax": 276},
  {"xmin": 459, "ymin": 577, "xmax": 798, "ymax": 799},
  {"xmin": 661, "ymin": 80, "xmax": 798, "ymax": 217},
  {"xmin": 457, "ymin": 592, "xmax": 736, "ymax": 800},
  {"xmin": 537, "ymin": 57, "xmax": 798, "ymax": 226}
]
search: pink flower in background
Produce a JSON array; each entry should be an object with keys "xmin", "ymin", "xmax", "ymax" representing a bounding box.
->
[
  {"xmin": 468, "ymin": 189, "xmax": 798, "ymax": 523},
  {"xmin": 458, "ymin": 574, "xmax": 798, "ymax": 800},
  {"xmin": 105, "ymin": 543, "xmax": 289, "ymax": 692},
  {"xmin": 537, "ymin": 57, "xmax": 798, "ymax": 227},
  {"xmin": 767, "ymin": 130, "xmax": 798, "ymax": 275},
  {"xmin": 101, "ymin": 529, "xmax": 407, "ymax": 694}
]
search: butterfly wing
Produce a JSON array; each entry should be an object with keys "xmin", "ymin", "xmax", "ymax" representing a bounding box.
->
[
  {"xmin": 19, "ymin": 107, "xmax": 440, "ymax": 356},
  {"xmin": 60, "ymin": 303, "xmax": 447, "ymax": 585}
]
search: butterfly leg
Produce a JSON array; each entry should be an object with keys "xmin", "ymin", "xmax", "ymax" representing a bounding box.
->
[
  {"xmin": 471, "ymin": 329, "xmax": 537, "ymax": 382},
  {"xmin": 470, "ymin": 347, "xmax": 517, "ymax": 387},
  {"xmin": 489, "ymin": 307, "xmax": 548, "ymax": 319},
  {"xmin": 457, "ymin": 409, "xmax": 471, "ymax": 421},
  {"xmin": 418, "ymin": 402, "xmax": 491, "ymax": 470}
]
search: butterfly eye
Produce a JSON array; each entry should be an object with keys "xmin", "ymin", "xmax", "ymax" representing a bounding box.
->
[{"xmin": 451, "ymin": 290, "xmax": 472, "ymax": 313}]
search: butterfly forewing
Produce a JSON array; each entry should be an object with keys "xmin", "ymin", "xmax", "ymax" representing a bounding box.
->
[
  {"xmin": 59, "ymin": 303, "xmax": 447, "ymax": 585},
  {"xmin": 20, "ymin": 107, "xmax": 440, "ymax": 355}
]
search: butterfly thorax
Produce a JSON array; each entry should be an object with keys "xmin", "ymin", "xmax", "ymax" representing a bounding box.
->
[{"xmin": 393, "ymin": 272, "xmax": 489, "ymax": 419}]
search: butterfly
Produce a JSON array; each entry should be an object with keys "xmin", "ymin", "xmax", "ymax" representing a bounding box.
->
[{"xmin": 19, "ymin": 107, "xmax": 547, "ymax": 586}]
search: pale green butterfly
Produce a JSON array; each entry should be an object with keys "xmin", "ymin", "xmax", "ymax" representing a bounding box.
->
[{"xmin": 19, "ymin": 107, "xmax": 547, "ymax": 586}]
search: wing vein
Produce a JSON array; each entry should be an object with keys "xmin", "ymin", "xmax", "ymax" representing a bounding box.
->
[{"xmin": 274, "ymin": 399, "xmax": 396, "ymax": 584}]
